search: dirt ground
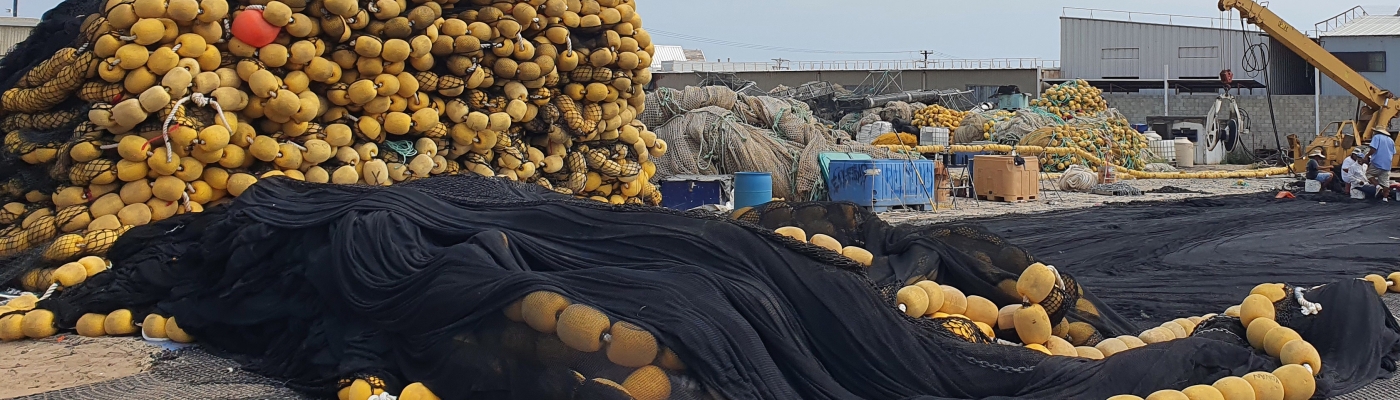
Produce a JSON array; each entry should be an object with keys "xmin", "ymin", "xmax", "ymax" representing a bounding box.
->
[
  {"xmin": 881, "ymin": 174, "xmax": 1297, "ymax": 225},
  {"xmin": 0, "ymin": 336, "xmax": 158, "ymax": 398}
]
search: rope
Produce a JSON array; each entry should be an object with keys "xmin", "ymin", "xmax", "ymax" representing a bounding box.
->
[
  {"xmin": 1296, "ymin": 286, "xmax": 1321, "ymax": 315},
  {"xmin": 1057, "ymin": 165, "xmax": 1097, "ymax": 192},
  {"xmin": 383, "ymin": 140, "xmax": 417, "ymax": 159}
]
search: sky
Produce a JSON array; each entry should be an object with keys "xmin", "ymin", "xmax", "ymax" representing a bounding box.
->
[{"xmin": 13, "ymin": 0, "xmax": 1393, "ymax": 61}]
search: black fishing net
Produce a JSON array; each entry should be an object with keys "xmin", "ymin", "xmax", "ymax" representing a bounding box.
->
[
  {"xmin": 23, "ymin": 176, "xmax": 1400, "ymax": 399},
  {"xmin": 731, "ymin": 201, "xmax": 1136, "ymax": 343},
  {"xmin": 974, "ymin": 193, "xmax": 1400, "ymax": 323},
  {"xmin": 0, "ymin": 0, "xmax": 96, "ymax": 95}
]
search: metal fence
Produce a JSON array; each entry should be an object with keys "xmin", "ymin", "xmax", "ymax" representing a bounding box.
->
[{"xmin": 657, "ymin": 58, "xmax": 1059, "ymax": 73}]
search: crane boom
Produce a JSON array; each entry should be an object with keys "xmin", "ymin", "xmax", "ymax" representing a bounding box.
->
[{"xmin": 1220, "ymin": 0, "xmax": 1400, "ymax": 169}]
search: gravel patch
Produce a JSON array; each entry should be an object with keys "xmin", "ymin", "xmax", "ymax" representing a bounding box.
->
[{"xmin": 880, "ymin": 176, "xmax": 1296, "ymax": 225}]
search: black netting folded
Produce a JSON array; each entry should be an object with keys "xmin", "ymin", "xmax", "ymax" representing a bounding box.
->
[{"xmin": 27, "ymin": 176, "xmax": 1400, "ymax": 399}]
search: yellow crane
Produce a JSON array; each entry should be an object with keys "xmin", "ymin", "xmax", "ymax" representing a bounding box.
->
[{"xmin": 1220, "ymin": 0, "xmax": 1400, "ymax": 171}]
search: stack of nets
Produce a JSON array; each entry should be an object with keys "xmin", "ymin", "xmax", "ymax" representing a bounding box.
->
[
  {"xmin": 0, "ymin": 0, "xmax": 671, "ymax": 286},
  {"xmin": 1035, "ymin": 109, "xmax": 1150, "ymax": 173},
  {"xmin": 1030, "ymin": 79, "xmax": 1109, "ymax": 120},
  {"xmin": 22, "ymin": 176, "xmax": 1400, "ymax": 400},
  {"xmin": 648, "ymin": 85, "xmax": 907, "ymax": 201},
  {"xmin": 911, "ymin": 104, "xmax": 970, "ymax": 131}
]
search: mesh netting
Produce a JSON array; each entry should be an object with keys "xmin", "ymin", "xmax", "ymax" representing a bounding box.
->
[
  {"xmin": 731, "ymin": 201, "xmax": 1121, "ymax": 346},
  {"xmin": 650, "ymin": 85, "xmax": 906, "ymax": 201},
  {"xmin": 22, "ymin": 176, "xmax": 1400, "ymax": 399}
]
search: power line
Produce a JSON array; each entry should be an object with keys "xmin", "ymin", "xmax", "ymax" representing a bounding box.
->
[{"xmin": 647, "ymin": 29, "xmax": 956, "ymax": 57}]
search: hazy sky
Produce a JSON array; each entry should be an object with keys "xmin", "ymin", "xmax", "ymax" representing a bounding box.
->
[{"xmin": 13, "ymin": 0, "xmax": 1392, "ymax": 61}]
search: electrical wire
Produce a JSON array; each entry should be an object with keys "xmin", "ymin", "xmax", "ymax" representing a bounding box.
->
[
  {"xmin": 1240, "ymin": 18, "xmax": 1288, "ymax": 168},
  {"xmin": 647, "ymin": 29, "xmax": 948, "ymax": 57}
]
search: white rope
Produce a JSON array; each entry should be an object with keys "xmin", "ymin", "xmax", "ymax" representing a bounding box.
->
[
  {"xmin": 161, "ymin": 95, "xmax": 196, "ymax": 162},
  {"xmin": 1046, "ymin": 264, "xmax": 1066, "ymax": 290},
  {"xmin": 1295, "ymin": 287, "xmax": 1321, "ymax": 316},
  {"xmin": 1058, "ymin": 165, "xmax": 1097, "ymax": 192},
  {"xmin": 39, "ymin": 283, "xmax": 59, "ymax": 300}
]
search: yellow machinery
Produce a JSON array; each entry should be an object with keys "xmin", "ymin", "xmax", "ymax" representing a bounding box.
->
[{"xmin": 1221, "ymin": 0, "xmax": 1400, "ymax": 172}]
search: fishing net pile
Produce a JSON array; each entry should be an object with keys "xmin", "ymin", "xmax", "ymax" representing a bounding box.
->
[
  {"xmin": 642, "ymin": 85, "xmax": 905, "ymax": 201},
  {"xmin": 0, "ymin": 175, "xmax": 1395, "ymax": 400},
  {"xmin": 910, "ymin": 104, "xmax": 969, "ymax": 131},
  {"xmin": 946, "ymin": 81, "xmax": 1151, "ymax": 173},
  {"xmin": 0, "ymin": 0, "xmax": 670, "ymax": 295}
]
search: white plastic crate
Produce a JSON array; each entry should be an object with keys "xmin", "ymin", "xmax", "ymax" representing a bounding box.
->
[
  {"xmin": 1148, "ymin": 138, "xmax": 1175, "ymax": 164},
  {"xmin": 919, "ymin": 127, "xmax": 950, "ymax": 147}
]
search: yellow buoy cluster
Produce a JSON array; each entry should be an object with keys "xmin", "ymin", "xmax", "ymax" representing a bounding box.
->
[
  {"xmin": 1031, "ymin": 80, "xmax": 1107, "ymax": 120},
  {"xmin": 0, "ymin": 0, "xmax": 667, "ymax": 271},
  {"xmin": 1102, "ymin": 271, "xmax": 1400, "ymax": 400},
  {"xmin": 772, "ymin": 226, "xmax": 873, "ymax": 267},
  {"xmin": 1011, "ymin": 263, "xmax": 1062, "ymax": 354},
  {"xmin": 911, "ymin": 105, "xmax": 970, "ymax": 130},
  {"xmin": 497, "ymin": 290, "xmax": 675, "ymax": 400}
]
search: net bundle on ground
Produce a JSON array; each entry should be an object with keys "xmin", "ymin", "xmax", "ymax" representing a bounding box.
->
[
  {"xmin": 645, "ymin": 85, "xmax": 904, "ymax": 201},
  {"xmin": 21, "ymin": 175, "xmax": 1400, "ymax": 400}
]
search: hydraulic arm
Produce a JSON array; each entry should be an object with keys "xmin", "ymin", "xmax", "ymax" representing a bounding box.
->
[{"xmin": 1221, "ymin": 0, "xmax": 1400, "ymax": 168}]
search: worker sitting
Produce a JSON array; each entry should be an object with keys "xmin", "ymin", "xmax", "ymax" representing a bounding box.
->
[
  {"xmin": 1342, "ymin": 148, "xmax": 1378, "ymax": 199},
  {"xmin": 1365, "ymin": 129, "xmax": 1395, "ymax": 185},
  {"xmin": 1304, "ymin": 149, "xmax": 1333, "ymax": 188}
]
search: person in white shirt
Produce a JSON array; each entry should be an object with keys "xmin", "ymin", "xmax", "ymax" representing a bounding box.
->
[{"xmin": 1341, "ymin": 148, "xmax": 1369, "ymax": 189}]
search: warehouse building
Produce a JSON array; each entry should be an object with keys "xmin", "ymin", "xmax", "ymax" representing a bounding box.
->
[
  {"xmin": 0, "ymin": 17, "xmax": 38, "ymax": 57},
  {"xmin": 1055, "ymin": 9, "xmax": 1310, "ymax": 95},
  {"xmin": 1318, "ymin": 14, "xmax": 1400, "ymax": 97}
]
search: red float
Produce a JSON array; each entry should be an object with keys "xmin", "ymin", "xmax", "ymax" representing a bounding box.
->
[{"xmin": 231, "ymin": 8, "xmax": 279, "ymax": 48}]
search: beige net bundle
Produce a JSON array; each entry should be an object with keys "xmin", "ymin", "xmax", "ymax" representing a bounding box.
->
[
  {"xmin": 989, "ymin": 109, "xmax": 1061, "ymax": 145},
  {"xmin": 953, "ymin": 113, "xmax": 992, "ymax": 144},
  {"xmin": 653, "ymin": 101, "xmax": 900, "ymax": 201},
  {"xmin": 878, "ymin": 101, "xmax": 914, "ymax": 123}
]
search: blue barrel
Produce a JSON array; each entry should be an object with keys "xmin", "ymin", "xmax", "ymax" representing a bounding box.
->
[{"xmin": 733, "ymin": 172, "xmax": 773, "ymax": 209}]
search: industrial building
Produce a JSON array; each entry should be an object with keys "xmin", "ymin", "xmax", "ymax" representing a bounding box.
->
[
  {"xmin": 1318, "ymin": 13, "xmax": 1400, "ymax": 97},
  {"xmin": 0, "ymin": 17, "xmax": 38, "ymax": 57},
  {"xmin": 1055, "ymin": 9, "xmax": 1310, "ymax": 94}
]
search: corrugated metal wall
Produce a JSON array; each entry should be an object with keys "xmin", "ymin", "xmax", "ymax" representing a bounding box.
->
[
  {"xmin": 1061, "ymin": 17, "xmax": 1253, "ymax": 81},
  {"xmin": 1318, "ymin": 35, "xmax": 1400, "ymax": 97},
  {"xmin": 0, "ymin": 26, "xmax": 34, "ymax": 57}
]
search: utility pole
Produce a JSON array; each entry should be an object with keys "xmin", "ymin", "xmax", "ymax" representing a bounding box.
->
[
  {"xmin": 771, "ymin": 58, "xmax": 788, "ymax": 70},
  {"xmin": 920, "ymin": 50, "xmax": 934, "ymax": 68}
]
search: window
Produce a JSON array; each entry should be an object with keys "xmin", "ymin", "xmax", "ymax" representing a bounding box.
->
[
  {"xmin": 1101, "ymin": 48, "xmax": 1140, "ymax": 60},
  {"xmin": 1333, "ymin": 51, "xmax": 1386, "ymax": 72},
  {"xmin": 1178, "ymin": 46, "xmax": 1220, "ymax": 59}
]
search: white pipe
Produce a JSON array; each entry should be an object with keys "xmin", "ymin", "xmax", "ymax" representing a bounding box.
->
[
  {"xmin": 1164, "ymin": 65, "xmax": 1170, "ymax": 116},
  {"xmin": 1315, "ymin": 67, "xmax": 1322, "ymax": 138}
]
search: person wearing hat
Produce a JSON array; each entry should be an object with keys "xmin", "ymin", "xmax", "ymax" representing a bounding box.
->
[
  {"xmin": 1342, "ymin": 146, "xmax": 1383, "ymax": 199},
  {"xmin": 1305, "ymin": 148, "xmax": 1332, "ymax": 185},
  {"xmin": 1341, "ymin": 147, "xmax": 1370, "ymax": 189},
  {"xmin": 1364, "ymin": 129, "xmax": 1394, "ymax": 185}
]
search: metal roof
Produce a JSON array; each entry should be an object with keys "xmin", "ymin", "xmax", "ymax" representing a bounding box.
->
[
  {"xmin": 651, "ymin": 45, "xmax": 688, "ymax": 68},
  {"xmin": 1321, "ymin": 15, "xmax": 1400, "ymax": 37},
  {"xmin": 0, "ymin": 17, "xmax": 39, "ymax": 28}
]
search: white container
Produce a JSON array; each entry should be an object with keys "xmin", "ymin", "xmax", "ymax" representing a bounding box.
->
[
  {"xmin": 856, "ymin": 121, "xmax": 893, "ymax": 144},
  {"xmin": 1305, "ymin": 180, "xmax": 1321, "ymax": 193},
  {"xmin": 1148, "ymin": 139, "xmax": 1175, "ymax": 164},
  {"xmin": 1173, "ymin": 138, "xmax": 1195, "ymax": 168},
  {"xmin": 919, "ymin": 127, "xmax": 950, "ymax": 146}
]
